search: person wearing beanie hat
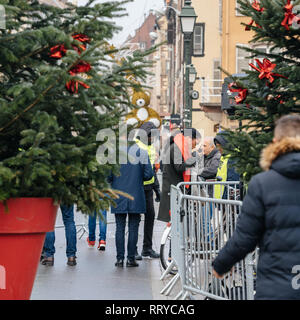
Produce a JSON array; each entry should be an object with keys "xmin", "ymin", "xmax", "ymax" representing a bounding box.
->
[
  {"xmin": 135, "ymin": 122, "xmax": 161, "ymax": 259},
  {"xmin": 213, "ymin": 132, "xmax": 239, "ymax": 199}
]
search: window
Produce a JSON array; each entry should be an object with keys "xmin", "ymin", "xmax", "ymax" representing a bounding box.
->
[
  {"xmin": 140, "ymin": 42, "xmax": 146, "ymax": 50},
  {"xmin": 255, "ymin": 46, "xmax": 267, "ymax": 59},
  {"xmin": 236, "ymin": 44, "xmax": 282, "ymax": 74},
  {"xmin": 236, "ymin": 0, "xmax": 249, "ymax": 17},
  {"xmin": 251, "ymin": 45, "xmax": 282, "ymax": 65},
  {"xmin": 236, "ymin": 45, "xmax": 251, "ymax": 74},
  {"xmin": 213, "ymin": 59, "xmax": 222, "ymax": 95},
  {"xmin": 193, "ymin": 23, "xmax": 205, "ymax": 57},
  {"xmin": 161, "ymin": 90, "xmax": 167, "ymax": 105},
  {"xmin": 166, "ymin": 60, "xmax": 170, "ymax": 73}
]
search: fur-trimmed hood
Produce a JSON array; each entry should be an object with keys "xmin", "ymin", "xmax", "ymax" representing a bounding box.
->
[{"xmin": 260, "ymin": 137, "xmax": 300, "ymax": 178}]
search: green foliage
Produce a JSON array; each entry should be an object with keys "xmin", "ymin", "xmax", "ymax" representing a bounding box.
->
[
  {"xmin": 223, "ymin": 0, "xmax": 300, "ymax": 185},
  {"xmin": 0, "ymin": 0, "xmax": 156, "ymax": 213}
]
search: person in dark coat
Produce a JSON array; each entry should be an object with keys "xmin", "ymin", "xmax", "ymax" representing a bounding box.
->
[
  {"xmin": 212, "ymin": 115, "xmax": 300, "ymax": 300},
  {"xmin": 134, "ymin": 122, "xmax": 161, "ymax": 260},
  {"xmin": 108, "ymin": 141, "xmax": 153, "ymax": 268},
  {"xmin": 200, "ymin": 137, "xmax": 221, "ymax": 180},
  {"xmin": 157, "ymin": 128, "xmax": 201, "ymax": 223}
]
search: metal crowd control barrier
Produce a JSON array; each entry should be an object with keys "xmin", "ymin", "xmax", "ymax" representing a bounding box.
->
[{"xmin": 160, "ymin": 181, "xmax": 257, "ymax": 300}]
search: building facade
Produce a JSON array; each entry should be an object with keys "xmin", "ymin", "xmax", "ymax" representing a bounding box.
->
[
  {"xmin": 191, "ymin": 0, "xmax": 255, "ymax": 136},
  {"xmin": 191, "ymin": 0, "xmax": 223, "ymax": 136},
  {"xmin": 121, "ymin": 12, "xmax": 170, "ymax": 118},
  {"xmin": 117, "ymin": 0, "xmax": 259, "ymax": 135}
]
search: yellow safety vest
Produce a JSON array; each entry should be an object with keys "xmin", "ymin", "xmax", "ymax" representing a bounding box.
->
[
  {"xmin": 135, "ymin": 139, "xmax": 155, "ymax": 185},
  {"xmin": 214, "ymin": 155, "xmax": 229, "ymax": 199}
]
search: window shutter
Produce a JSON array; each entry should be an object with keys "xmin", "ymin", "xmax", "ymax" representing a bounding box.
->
[
  {"xmin": 236, "ymin": 45, "xmax": 250, "ymax": 74},
  {"xmin": 213, "ymin": 59, "xmax": 222, "ymax": 95},
  {"xmin": 193, "ymin": 23, "xmax": 205, "ymax": 57},
  {"xmin": 167, "ymin": 21, "xmax": 175, "ymax": 45}
]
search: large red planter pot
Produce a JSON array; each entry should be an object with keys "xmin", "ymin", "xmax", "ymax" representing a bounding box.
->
[{"xmin": 0, "ymin": 198, "xmax": 58, "ymax": 300}]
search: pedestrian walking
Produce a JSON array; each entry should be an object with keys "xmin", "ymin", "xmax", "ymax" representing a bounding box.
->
[
  {"xmin": 87, "ymin": 209, "xmax": 107, "ymax": 251},
  {"xmin": 135, "ymin": 122, "xmax": 161, "ymax": 260},
  {"xmin": 108, "ymin": 138, "xmax": 153, "ymax": 268},
  {"xmin": 157, "ymin": 128, "xmax": 201, "ymax": 222},
  {"xmin": 41, "ymin": 204, "xmax": 77, "ymax": 266},
  {"xmin": 212, "ymin": 115, "xmax": 300, "ymax": 300}
]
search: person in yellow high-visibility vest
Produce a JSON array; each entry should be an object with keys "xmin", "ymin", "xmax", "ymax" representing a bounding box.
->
[
  {"xmin": 134, "ymin": 122, "xmax": 161, "ymax": 260},
  {"xmin": 213, "ymin": 133, "xmax": 239, "ymax": 199}
]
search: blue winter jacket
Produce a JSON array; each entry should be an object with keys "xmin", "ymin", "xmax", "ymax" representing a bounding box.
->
[{"xmin": 108, "ymin": 144, "xmax": 153, "ymax": 214}]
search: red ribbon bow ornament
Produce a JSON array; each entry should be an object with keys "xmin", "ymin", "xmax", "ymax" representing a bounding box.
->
[
  {"xmin": 65, "ymin": 80, "xmax": 90, "ymax": 94},
  {"xmin": 50, "ymin": 33, "xmax": 92, "ymax": 94},
  {"xmin": 281, "ymin": 0, "xmax": 300, "ymax": 31},
  {"xmin": 50, "ymin": 44, "xmax": 67, "ymax": 59},
  {"xmin": 245, "ymin": 0, "xmax": 264, "ymax": 31},
  {"xmin": 66, "ymin": 61, "xmax": 91, "ymax": 93},
  {"xmin": 228, "ymin": 83, "xmax": 248, "ymax": 104},
  {"xmin": 249, "ymin": 58, "xmax": 286, "ymax": 84}
]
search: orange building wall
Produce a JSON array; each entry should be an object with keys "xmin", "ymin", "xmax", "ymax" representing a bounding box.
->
[{"xmin": 222, "ymin": 0, "xmax": 254, "ymax": 77}]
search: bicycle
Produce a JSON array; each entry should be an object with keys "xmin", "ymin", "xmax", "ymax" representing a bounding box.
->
[
  {"xmin": 160, "ymin": 221, "xmax": 178, "ymax": 275},
  {"xmin": 159, "ymin": 180, "xmax": 213, "ymax": 275}
]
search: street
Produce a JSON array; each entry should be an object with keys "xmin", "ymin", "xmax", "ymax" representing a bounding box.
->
[{"xmin": 31, "ymin": 204, "xmax": 177, "ymax": 300}]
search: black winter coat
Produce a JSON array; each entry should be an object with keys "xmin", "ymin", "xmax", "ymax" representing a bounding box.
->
[
  {"xmin": 157, "ymin": 137, "xmax": 195, "ymax": 222},
  {"xmin": 212, "ymin": 137, "xmax": 300, "ymax": 300}
]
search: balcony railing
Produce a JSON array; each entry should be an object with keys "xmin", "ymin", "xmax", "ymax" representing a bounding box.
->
[{"xmin": 199, "ymin": 78, "xmax": 222, "ymax": 104}]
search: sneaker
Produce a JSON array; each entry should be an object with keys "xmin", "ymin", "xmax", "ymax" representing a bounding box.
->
[
  {"xmin": 98, "ymin": 240, "xmax": 106, "ymax": 251},
  {"xmin": 142, "ymin": 249, "xmax": 160, "ymax": 259},
  {"xmin": 115, "ymin": 259, "xmax": 124, "ymax": 267},
  {"xmin": 126, "ymin": 259, "xmax": 139, "ymax": 267},
  {"xmin": 41, "ymin": 256, "xmax": 54, "ymax": 266},
  {"xmin": 135, "ymin": 253, "xmax": 143, "ymax": 261},
  {"xmin": 87, "ymin": 237, "xmax": 95, "ymax": 248},
  {"xmin": 67, "ymin": 256, "xmax": 77, "ymax": 266}
]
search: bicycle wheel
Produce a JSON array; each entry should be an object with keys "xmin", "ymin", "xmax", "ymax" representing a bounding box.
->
[{"xmin": 159, "ymin": 225, "xmax": 177, "ymax": 275}]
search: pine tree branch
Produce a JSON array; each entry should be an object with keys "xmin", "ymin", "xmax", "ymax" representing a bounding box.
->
[
  {"xmin": 20, "ymin": 44, "xmax": 50, "ymax": 63},
  {"xmin": 0, "ymin": 82, "xmax": 58, "ymax": 133},
  {"xmin": 0, "ymin": 42, "xmax": 102, "ymax": 133}
]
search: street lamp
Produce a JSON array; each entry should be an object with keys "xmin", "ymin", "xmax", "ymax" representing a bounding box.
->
[
  {"xmin": 188, "ymin": 64, "xmax": 197, "ymax": 84},
  {"xmin": 179, "ymin": 0, "xmax": 197, "ymax": 34},
  {"xmin": 179, "ymin": 0, "xmax": 198, "ymax": 128}
]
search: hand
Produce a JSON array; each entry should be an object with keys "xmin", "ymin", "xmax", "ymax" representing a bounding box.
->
[
  {"xmin": 154, "ymin": 189, "xmax": 160, "ymax": 202},
  {"xmin": 212, "ymin": 269, "xmax": 224, "ymax": 279}
]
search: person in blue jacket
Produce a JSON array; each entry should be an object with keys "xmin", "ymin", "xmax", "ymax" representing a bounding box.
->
[
  {"xmin": 212, "ymin": 115, "xmax": 300, "ymax": 300},
  {"xmin": 108, "ymin": 139, "xmax": 154, "ymax": 268}
]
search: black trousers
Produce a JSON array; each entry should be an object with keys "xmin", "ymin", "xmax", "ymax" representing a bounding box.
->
[{"xmin": 143, "ymin": 189, "xmax": 155, "ymax": 252}]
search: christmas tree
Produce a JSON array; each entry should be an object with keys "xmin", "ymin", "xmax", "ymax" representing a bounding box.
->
[
  {"xmin": 0, "ymin": 0, "xmax": 155, "ymax": 213},
  {"xmin": 223, "ymin": 0, "xmax": 300, "ymax": 185}
]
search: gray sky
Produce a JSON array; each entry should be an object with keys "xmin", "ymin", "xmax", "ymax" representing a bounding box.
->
[{"xmin": 77, "ymin": 0, "xmax": 165, "ymax": 46}]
